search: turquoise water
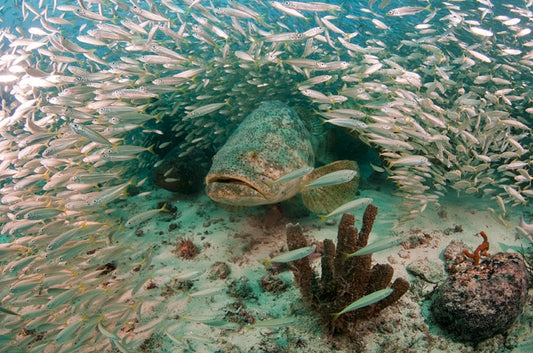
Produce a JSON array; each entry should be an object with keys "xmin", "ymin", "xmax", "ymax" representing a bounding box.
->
[{"xmin": 0, "ymin": 0, "xmax": 532, "ymax": 352}]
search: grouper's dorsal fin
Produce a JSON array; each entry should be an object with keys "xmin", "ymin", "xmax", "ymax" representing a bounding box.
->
[{"xmin": 300, "ymin": 160, "xmax": 359, "ymax": 214}]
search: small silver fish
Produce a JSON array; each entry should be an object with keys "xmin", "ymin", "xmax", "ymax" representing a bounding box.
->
[
  {"xmin": 124, "ymin": 204, "xmax": 169, "ymax": 228},
  {"xmin": 319, "ymin": 197, "xmax": 373, "ymax": 221},
  {"xmin": 130, "ymin": 5, "xmax": 169, "ymax": 22},
  {"xmin": 332, "ymin": 288, "xmax": 393, "ymax": 320},
  {"xmin": 69, "ymin": 122, "xmax": 112, "ymax": 146},
  {"xmin": 252, "ymin": 316, "xmax": 298, "ymax": 328},
  {"xmin": 261, "ymin": 245, "xmax": 316, "ymax": 267},
  {"xmin": 303, "ymin": 169, "xmax": 357, "ymax": 188},
  {"xmin": 323, "ymin": 118, "xmax": 367, "ymax": 130},
  {"xmin": 283, "ymin": 1, "xmax": 341, "ymax": 12},
  {"xmin": 273, "ymin": 166, "xmax": 314, "ymax": 185},
  {"xmin": 518, "ymin": 216, "xmax": 533, "ymax": 236},
  {"xmin": 389, "ymin": 155, "xmax": 430, "ymax": 167},
  {"xmin": 345, "ymin": 237, "xmax": 403, "ymax": 258},
  {"xmin": 387, "ymin": 6, "xmax": 429, "ymax": 17}
]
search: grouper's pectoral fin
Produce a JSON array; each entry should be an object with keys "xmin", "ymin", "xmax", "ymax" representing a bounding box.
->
[{"xmin": 300, "ymin": 160, "xmax": 360, "ymax": 214}]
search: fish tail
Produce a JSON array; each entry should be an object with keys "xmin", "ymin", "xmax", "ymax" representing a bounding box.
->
[
  {"xmin": 111, "ymin": 142, "xmax": 121, "ymax": 153},
  {"xmin": 160, "ymin": 203, "xmax": 171, "ymax": 213},
  {"xmin": 258, "ymin": 258, "xmax": 271, "ymax": 268},
  {"xmin": 318, "ymin": 214, "xmax": 329, "ymax": 223},
  {"xmin": 519, "ymin": 215, "xmax": 530, "ymax": 230},
  {"xmin": 146, "ymin": 144, "xmax": 156, "ymax": 155},
  {"xmin": 331, "ymin": 312, "xmax": 341, "ymax": 322}
]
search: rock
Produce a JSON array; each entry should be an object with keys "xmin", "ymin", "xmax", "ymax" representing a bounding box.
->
[
  {"xmin": 259, "ymin": 274, "xmax": 287, "ymax": 293},
  {"xmin": 406, "ymin": 258, "xmax": 445, "ymax": 283},
  {"xmin": 442, "ymin": 239, "xmax": 470, "ymax": 273},
  {"xmin": 208, "ymin": 261, "xmax": 231, "ymax": 280},
  {"xmin": 153, "ymin": 147, "xmax": 212, "ymax": 194},
  {"xmin": 431, "ymin": 252, "xmax": 529, "ymax": 343},
  {"xmin": 442, "ymin": 240, "xmax": 466, "ymax": 265}
]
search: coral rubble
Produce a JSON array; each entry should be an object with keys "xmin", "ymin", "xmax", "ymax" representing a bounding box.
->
[{"xmin": 286, "ymin": 204, "xmax": 409, "ymax": 335}]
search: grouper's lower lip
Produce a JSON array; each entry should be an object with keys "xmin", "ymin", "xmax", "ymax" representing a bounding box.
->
[{"xmin": 205, "ymin": 175, "xmax": 271, "ymax": 205}]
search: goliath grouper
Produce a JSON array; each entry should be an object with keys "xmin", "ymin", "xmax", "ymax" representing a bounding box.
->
[{"xmin": 205, "ymin": 101, "xmax": 359, "ymax": 214}]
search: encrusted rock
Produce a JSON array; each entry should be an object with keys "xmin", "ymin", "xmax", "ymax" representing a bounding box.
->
[
  {"xmin": 442, "ymin": 240, "xmax": 466, "ymax": 264},
  {"xmin": 259, "ymin": 274, "xmax": 287, "ymax": 293},
  {"xmin": 406, "ymin": 258, "xmax": 445, "ymax": 283},
  {"xmin": 442, "ymin": 239, "xmax": 469, "ymax": 273},
  {"xmin": 431, "ymin": 252, "xmax": 529, "ymax": 343},
  {"xmin": 208, "ymin": 261, "xmax": 231, "ymax": 280}
]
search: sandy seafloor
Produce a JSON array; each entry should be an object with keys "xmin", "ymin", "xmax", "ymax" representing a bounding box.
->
[{"xmin": 115, "ymin": 175, "xmax": 533, "ymax": 353}]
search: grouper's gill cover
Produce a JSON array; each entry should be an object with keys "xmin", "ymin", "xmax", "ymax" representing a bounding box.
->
[{"xmin": 205, "ymin": 101, "xmax": 314, "ymax": 206}]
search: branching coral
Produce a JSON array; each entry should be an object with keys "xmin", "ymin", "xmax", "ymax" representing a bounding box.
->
[
  {"xmin": 286, "ymin": 204, "xmax": 409, "ymax": 335},
  {"xmin": 463, "ymin": 231, "xmax": 490, "ymax": 266}
]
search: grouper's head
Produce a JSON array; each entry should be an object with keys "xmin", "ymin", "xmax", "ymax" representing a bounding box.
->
[
  {"xmin": 205, "ymin": 101, "xmax": 314, "ymax": 207},
  {"xmin": 205, "ymin": 149, "xmax": 295, "ymax": 206}
]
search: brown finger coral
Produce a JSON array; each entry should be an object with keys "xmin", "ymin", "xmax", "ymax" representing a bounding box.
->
[{"xmin": 286, "ymin": 204, "xmax": 409, "ymax": 336}]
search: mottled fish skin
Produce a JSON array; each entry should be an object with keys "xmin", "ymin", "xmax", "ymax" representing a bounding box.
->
[{"xmin": 205, "ymin": 101, "xmax": 314, "ymax": 206}]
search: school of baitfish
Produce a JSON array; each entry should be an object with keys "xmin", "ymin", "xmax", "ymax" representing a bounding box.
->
[{"xmin": 0, "ymin": 0, "xmax": 532, "ymax": 351}]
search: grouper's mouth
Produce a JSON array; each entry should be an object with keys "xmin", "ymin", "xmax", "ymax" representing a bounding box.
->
[{"xmin": 205, "ymin": 173, "xmax": 272, "ymax": 206}]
